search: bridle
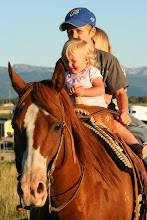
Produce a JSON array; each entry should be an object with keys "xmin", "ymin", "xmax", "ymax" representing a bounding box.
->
[
  {"xmin": 47, "ymin": 145, "xmax": 85, "ymax": 213},
  {"xmin": 14, "ymin": 83, "xmax": 85, "ymax": 213},
  {"xmin": 48, "ymin": 167, "xmax": 85, "ymax": 213},
  {"xmin": 46, "ymin": 106, "xmax": 85, "ymax": 213}
]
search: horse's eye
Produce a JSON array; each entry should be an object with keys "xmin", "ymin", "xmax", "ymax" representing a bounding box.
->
[{"xmin": 54, "ymin": 123, "xmax": 61, "ymax": 132}]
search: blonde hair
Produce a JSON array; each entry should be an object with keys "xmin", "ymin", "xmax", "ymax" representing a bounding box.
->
[
  {"xmin": 93, "ymin": 28, "xmax": 126, "ymax": 77},
  {"xmin": 93, "ymin": 27, "xmax": 112, "ymax": 54},
  {"xmin": 62, "ymin": 38, "xmax": 97, "ymax": 67}
]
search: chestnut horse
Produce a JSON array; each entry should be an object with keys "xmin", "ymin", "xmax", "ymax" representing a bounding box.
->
[{"xmin": 9, "ymin": 62, "xmax": 134, "ymax": 220}]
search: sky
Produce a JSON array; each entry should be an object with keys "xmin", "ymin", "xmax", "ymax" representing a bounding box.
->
[{"xmin": 1, "ymin": 0, "xmax": 147, "ymax": 69}]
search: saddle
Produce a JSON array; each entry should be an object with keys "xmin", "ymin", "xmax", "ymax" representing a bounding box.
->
[
  {"xmin": 74, "ymin": 104, "xmax": 116, "ymax": 132},
  {"xmin": 74, "ymin": 105, "xmax": 147, "ymax": 197},
  {"xmin": 74, "ymin": 104, "xmax": 133, "ymax": 170}
]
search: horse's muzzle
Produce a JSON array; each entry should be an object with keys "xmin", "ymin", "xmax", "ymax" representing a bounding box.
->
[{"xmin": 17, "ymin": 179, "xmax": 47, "ymax": 207}]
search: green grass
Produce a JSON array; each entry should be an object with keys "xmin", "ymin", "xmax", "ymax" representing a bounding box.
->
[
  {"xmin": 0, "ymin": 114, "xmax": 12, "ymax": 119},
  {"xmin": 0, "ymin": 106, "xmax": 15, "ymax": 110},
  {"xmin": 0, "ymin": 162, "xmax": 30, "ymax": 220}
]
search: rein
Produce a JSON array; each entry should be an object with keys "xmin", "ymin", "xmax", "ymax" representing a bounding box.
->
[
  {"xmin": 47, "ymin": 166, "xmax": 85, "ymax": 213},
  {"xmin": 46, "ymin": 107, "xmax": 84, "ymax": 213}
]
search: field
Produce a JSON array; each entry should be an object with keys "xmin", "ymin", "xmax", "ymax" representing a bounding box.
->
[
  {"xmin": 0, "ymin": 161, "xmax": 30, "ymax": 220},
  {"xmin": 0, "ymin": 106, "xmax": 14, "ymax": 110}
]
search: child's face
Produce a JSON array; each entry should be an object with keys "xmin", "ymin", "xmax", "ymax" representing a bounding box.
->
[
  {"xmin": 64, "ymin": 54, "xmax": 88, "ymax": 74},
  {"xmin": 67, "ymin": 25, "xmax": 95, "ymax": 47}
]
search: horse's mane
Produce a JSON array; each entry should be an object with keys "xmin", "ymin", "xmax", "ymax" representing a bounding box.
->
[
  {"xmin": 18, "ymin": 80, "xmax": 120, "ymax": 186},
  {"xmin": 59, "ymin": 89, "xmax": 120, "ymax": 186}
]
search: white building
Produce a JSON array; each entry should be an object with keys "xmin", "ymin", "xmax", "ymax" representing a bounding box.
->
[
  {"xmin": 129, "ymin": 105, "xmax": 147, "ymax": 122},
  {"xmin": 1, "ymin": 103, "xmax": 14, "ymax": 107}
]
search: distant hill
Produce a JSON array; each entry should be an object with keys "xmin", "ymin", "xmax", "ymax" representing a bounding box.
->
[
  {"xmin": 125, "ymin": 67, "xmax": 147, "ymax": 75},
  {"xmin": 125, "ymin": 67, "xmax": 147, "ymax": 97},
  {"xmin": 0, "ymin": 64, "xmax": 54, "ymax": 99},
  {"xmin": 0, "ymin": 64, "xmax": 147, "ymax": 99}
]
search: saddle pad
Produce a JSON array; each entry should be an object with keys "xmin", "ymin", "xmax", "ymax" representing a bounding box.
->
[{"xmin": 74, "ymin": 106, "xmax": 132, "ymax": 174}]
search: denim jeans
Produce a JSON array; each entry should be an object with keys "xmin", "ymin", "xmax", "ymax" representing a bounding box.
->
[{"xmin": 126, "ymin": 114, "xmax": 147, "ymax": 144}]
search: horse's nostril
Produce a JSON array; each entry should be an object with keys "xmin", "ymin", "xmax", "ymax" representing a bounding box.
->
[{"xmin": 37, "ymin": 182, "xmax": 44, "ymax": 194}]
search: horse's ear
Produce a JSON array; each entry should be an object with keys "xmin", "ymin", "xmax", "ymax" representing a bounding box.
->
[
  {"xmin": 52, "ymin": 63, "xmax": 65, "ymax": 93},
  {"xmin": 8, "ymin": 62, "xmax": 26, "ymax": 94}
]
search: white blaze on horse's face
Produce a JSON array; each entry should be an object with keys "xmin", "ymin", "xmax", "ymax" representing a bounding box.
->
[{"xmin": 22, "ymin": 103, "xmax": 47, "ymax": 175}]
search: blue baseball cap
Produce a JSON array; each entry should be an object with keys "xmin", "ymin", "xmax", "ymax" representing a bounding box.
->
[{"xmin": 59, "ymin": 7, "xmax": 96, "ymax": 31}]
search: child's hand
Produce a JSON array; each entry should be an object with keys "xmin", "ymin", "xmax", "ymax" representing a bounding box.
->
[
  {"xmin": 75, "ymin": 86, "xmax": 85, "ymax": 96},
  {"xmin": 69, "ymin": 86, "xmax": 76, "ymax": 95},
  {"xmin": 119, "ymin": 112, "xmax": 131, "ymax": 126}
]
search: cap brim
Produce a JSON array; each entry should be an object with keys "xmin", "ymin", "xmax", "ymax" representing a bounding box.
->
[{"xmin": 59, "ymin": 19, "xmax": 88, "ymax": 32}]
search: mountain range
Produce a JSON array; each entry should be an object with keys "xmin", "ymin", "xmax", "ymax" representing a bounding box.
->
[{"xmin": 0, "ymin": 64, "xmax": 147, "ymax": 99}]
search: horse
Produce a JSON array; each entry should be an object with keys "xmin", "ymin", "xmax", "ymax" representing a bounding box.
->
[{"xmin": 8, "ymin": 62, "xmax": 135, "ymax": 220}]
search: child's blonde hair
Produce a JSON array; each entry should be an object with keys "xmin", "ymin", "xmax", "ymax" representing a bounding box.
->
[
  {"xmin": 62, "ymin": 38, "xmax": 97, "ymax": 67},
  {"xmin": 93, "ymin": 27, "xmax": 112, "ymax": 54}
]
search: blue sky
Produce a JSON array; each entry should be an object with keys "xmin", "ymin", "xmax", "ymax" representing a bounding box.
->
[{"xmin": 1, "ymin": 0, "xmax": 147, "ymax": 68}]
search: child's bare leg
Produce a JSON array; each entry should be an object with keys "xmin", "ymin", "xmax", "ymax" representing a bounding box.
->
[{"xmin": 113, "ymin": 120, "xmax": 142, "ymax": 156}]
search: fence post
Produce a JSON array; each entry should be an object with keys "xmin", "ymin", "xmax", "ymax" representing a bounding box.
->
[{"xmin": 3, "ymin": 142, "xmax": 5, "ymax": 154}]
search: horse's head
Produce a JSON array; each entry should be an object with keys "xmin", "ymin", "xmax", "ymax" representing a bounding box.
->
[{"xmin": 9, "ymin": 62, "xmax": 67, "ymax": 207}]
